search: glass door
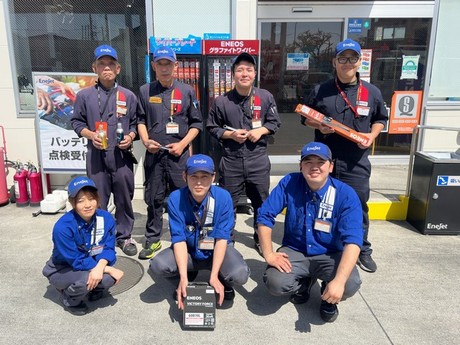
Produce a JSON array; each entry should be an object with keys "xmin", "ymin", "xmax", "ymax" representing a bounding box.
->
[{"xmin": 260, "ymin": 21, "xmax": 343, "ymax": 155}]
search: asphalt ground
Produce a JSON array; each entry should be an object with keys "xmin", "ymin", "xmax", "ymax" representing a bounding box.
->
[{"xmin": 1, "ymin": 165, "xmax": 459, "ymax": 345}]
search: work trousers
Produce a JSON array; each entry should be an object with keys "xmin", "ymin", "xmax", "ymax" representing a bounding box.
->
[
  {"xmin": 149, "ymin": 245, "xmax": 250, "ymax": 287},
  {"xmin": 143, "ymin": 150, "xmax": 189, "ymax": 246},
  {"xmin": 263, "ymin": 247, "xmax": 361, "ymax": 299}
]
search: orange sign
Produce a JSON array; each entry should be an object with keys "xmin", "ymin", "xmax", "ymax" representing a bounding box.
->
[{"xmin": 388, "ymin": 91, "xmax": 422, "ymax": 134}]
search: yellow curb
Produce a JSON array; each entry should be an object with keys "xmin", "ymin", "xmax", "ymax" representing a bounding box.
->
[{"xmin": 368, "ymin": 195, "xmax": 409, "ymax": 221}]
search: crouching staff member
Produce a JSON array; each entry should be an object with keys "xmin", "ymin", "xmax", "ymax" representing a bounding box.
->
[
  {"xmin": 42, "ymin": 176, "xmax": 123, "ymax": 316},
  {"xmin": 150, "ymin": 154, "xmax": 250, "ymax": 308},
  {"xmin": 257, "ymin": 142, "xmax": 363, "ymax": 323}
]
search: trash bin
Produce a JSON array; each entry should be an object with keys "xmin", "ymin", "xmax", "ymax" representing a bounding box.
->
[{"xmin": 407, "ymin": 151, "xmax": 460, "ymax": 235}]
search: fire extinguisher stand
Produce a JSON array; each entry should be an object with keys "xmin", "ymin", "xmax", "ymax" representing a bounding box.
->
[{"xmin": 0, "ymin": 125, "xmax": 9, "ymax": 206}]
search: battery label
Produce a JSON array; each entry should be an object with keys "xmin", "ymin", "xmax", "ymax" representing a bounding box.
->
[{"xmin": 185, "ymin": 312, "xmax": 204, "ymax": 325}]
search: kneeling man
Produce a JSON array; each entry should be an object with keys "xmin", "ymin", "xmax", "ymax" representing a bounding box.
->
[
  {"xmin": 257, "ymin": 142, "xmax": 363, "ymax": 322},
  {"xmin": 150, "ymin": 154, "xmax": 250, "ymax": 309}
]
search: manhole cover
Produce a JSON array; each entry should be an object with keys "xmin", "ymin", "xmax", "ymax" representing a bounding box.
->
[{"xmin": 109, "ymin": 256, "xmax": 144, "ymax": 296}]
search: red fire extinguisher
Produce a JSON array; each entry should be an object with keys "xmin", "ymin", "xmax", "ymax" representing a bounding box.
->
[
  {"xmin": 14, "ymin": 163, "xmax": 29, "ymax": 207},
  {"xmin": 27, "ymin": 163, "xmax": 43, "ymax": 207}
]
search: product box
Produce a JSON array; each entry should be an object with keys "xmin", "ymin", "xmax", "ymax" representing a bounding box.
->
[
  {"xmin": 183, "ymin": 283, "xmax": 216, "ymax": 329},
  {"xmin": 296, "ymin": 104, "xmax": 371, "ymax": 146}
]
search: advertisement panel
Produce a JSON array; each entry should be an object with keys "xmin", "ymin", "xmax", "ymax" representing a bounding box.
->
[{"xmin": 33, "ymin": 72, "xmax": 98, "ymax": 173}]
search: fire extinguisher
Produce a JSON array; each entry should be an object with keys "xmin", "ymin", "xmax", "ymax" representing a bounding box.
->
[
  {"xmin": 13, "ymin": 162, "xmax": 29, "ymax": 207},
  {"xmin": 27, "ymin": 163, "xmax": 43, "ymax": 207}
]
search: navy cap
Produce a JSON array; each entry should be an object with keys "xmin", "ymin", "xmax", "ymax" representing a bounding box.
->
[
  {"xmin": 94, "ymin": 45, "xmax": 118, "ymax": 61},
  {"xmin": 186, "ymin": 154, "xmax": 215, "ymax": 175},
  {"xmin": 301, "ymin": 142, "xmax": 332, "ymax": 161},
  {"xmin": 336, "ymin": 39, "xmax": 361, "ymax": 56},
  {"xmin": 232, "ymin": 52, "xmax": 256, "ymax": 69},
  {"xmin": 68, "ymin": 176, "xmax": 97, "ymax": 198},
  {"xmin": 153, "ymin": 46, "xmax": 176, "ymax": 62}
]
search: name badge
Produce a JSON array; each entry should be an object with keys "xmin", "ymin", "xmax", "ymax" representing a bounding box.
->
[
  {"xmin": 171, "ymin": 99, "xmax": 182, "ymax": 104},
  {"xmin": 252, "ymin": 119, "xmax": 262, "ymax": 129},
  {"xmin": 356, "ymin": 100, "xmax": 368, "ymax": 106},
  {"xmin": 116, "ymin": 106, "xmax": 127, "ymax": 115},
  {"xmin": 90, "ymin": 245, "xmax": 104, "ymax": 256},
  {"xmin": 198, "ymin": 237, "xmax": 215, "ymax": 250},
  {"xmin": 149, "ymin": 96, "xmax": 162, "ymax": 104},
  {"xmin": 314, "ymin": 219, "xmax": 332, "ymax": 233},
  {"xmin": 356, "ymin": 106, "xmax": 370, "ymax": 116},
  {"xmin": 116, "ymin": 100, "xmax": 126, "ymax": 106},
  {"xmin": 166, "ymin": 122, "xmax": 179, "ymax": 134}
]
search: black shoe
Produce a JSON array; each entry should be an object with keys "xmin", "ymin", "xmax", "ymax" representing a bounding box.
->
[
  {"xmin": 63, "ymin": 301, "xmax": 88, "ymax": 316},
  {"xmin": 320, "ymin": 300, "xmax": 339, "ymax": 322},
  {"xmin": 117, "ymin": 238, "xmax": 138, "ymax": 256},
  {"xmin": 224, "ymin": 287, "xmax": 235, "ymax": 301},
  {"xmin": 290, "ymin": 277, "xmax": 316, "ymax": 304},
  {"xmin": 357, "ymin": 253, "xmax": 377, "ymax": 273},
  {"xmin": 253, "ymin": 232, "xmax": 263, "ymax": 256},
  {"xmin": 88, "ymin": 289, "xmax": 104, "ymax": 302}
]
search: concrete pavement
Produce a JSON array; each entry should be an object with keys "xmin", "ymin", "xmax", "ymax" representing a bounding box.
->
[{"xmin": 0, "ymin": 165, "xmax": 459, "ymax": 345}]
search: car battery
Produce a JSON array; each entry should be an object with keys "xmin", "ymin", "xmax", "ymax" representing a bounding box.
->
[{"xmin": 183, "ymin": 283, "xmax": 216, "ymax": 329}]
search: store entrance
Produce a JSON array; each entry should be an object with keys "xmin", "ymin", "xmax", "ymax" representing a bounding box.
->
[{"xmin": 260, "ymin": 21, "xmax": 343, "ymax": 156}]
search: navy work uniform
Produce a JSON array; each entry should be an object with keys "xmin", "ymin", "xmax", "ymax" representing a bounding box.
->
[
  {"xmin": 42, "ymin": 209, "xmax": 117, "ymax": 307},
  {"xmin": 72, "ymin": 83, "xmax": 138, "ymax": 244},
  {"xmin": 257, "ymin": 172, "xmax": 363, "ymax": 300},
  {"xmin": 137, "ymin": 80, "xmax": 203, "ymax": 248},
  {"xmin": 150, "ymin": 184, "xmax": 250, "ymax": 287},
  {"xmin": 304, "ymin": 74, "xmax": 388, "ymax": 257},
  {"xmin": 206, "ymin": 87, "xmax": 280, "ymax": 236}
]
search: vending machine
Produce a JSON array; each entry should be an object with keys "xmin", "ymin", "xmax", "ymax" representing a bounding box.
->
[
  {"xmin": 201, "ymin": 39, "xmax": 260, "ymax": 161},
  {"xmin": 149, "ymin": 35, "xmax": 203, "ymax": 153}
]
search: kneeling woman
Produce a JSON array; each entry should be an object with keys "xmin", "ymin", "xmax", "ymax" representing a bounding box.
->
[{"xmin": 42, "ymin": 176, "xmax": 123, "ymax": 315}]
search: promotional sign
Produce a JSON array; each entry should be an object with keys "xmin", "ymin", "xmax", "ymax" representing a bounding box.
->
[
  {"xmin": 286, "ymin": 53, "xmax": 310, "ymax": 71},
  {"xmin": 149, "ymin": 35, "xmax": 202, "ymax": 55},
  {"xmin": 388, "ymin": 91, "xmax": 422, "ymax": 134},
  {"xmin": 33, "ymin": 72, "xmax": 98, "ymax": 173},
  {"xmin": 358, "ymin": 49, "xmax": 372, "ymax": 82},
  {"xmin": 203, "ymin": 40, "xmax": 259, "ymax": 55}
]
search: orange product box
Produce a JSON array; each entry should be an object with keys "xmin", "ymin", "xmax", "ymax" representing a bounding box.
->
[{"xmin": 295, "ymin": 104, "xmax": 371, "ymax": 146}]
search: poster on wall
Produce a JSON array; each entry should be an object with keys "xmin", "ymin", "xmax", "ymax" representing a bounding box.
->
[
  {"xmin": 388, "ymin": 91, "xmax": 422, "ymax": 134},
  {"xmin": 358, "ymin": 49, "xmax": 372, "ymax": 83},
  {"xmin": 400, "ymin": 55, "xmax": 420, "ymax": 79},
  {"xmin": 286, "ymin": 53, "xmax": 310, "ymax": 71},
  {"xmin": 33, "ymin": 72, "xmax": 98, "ymax": 173}
]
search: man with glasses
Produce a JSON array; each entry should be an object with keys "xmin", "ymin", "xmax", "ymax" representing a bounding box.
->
[
  {"xmin": 207, "ymin": 52, "xmax": 281, "ymax": 253},
  {"xmin": 301, "ymin": 39, "xmax": 388, "ymax": 273}
]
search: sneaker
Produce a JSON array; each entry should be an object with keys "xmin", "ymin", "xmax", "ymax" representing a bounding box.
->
[
  {"xmin": 290, "ymin": 277, "xmax": 316, "ymax": 305},
  {"xmin": 138, "ymin": 241, "xmax": 162, "ymax": 260},
  {"xmin": 357, "ymin": 253, "xmax": 377, "ymax": 273},
  {"xmin": 88, "ymin": 289, "xmax": 104, "ymax": 302},
  {"xmin": 117, "ymin": 238, "xmax": 138, "ymax": 256},
  {"xmin": 320, "ymin": 300, "xmax": 339, "ymax": 323},
  {"xmin": 61, "ymin": 298, "xmax": 88, "ymax": 316}
]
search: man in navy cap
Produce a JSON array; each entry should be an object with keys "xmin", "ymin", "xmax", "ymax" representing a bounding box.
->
[
  {"xmin": 71, "ymin": 45, "xmax": 139, "ymax": 256},
  {"xmin": 257, "ymin": 141, "xmax": 363, "ymax": 323},
  {"xmin": 137, "ymin": 46, "xmax": 203, "ymax": 260},
  {"xmin": 149, "ymin": 154, "xmax": 249, "ymax": 308},
  {"xmin": 301, "ymin": 38, "xmax": 388, "ymax": 273},
  {"xmin": 206, "ymin": 52, "xmax": 280, "ymax": 254}
]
